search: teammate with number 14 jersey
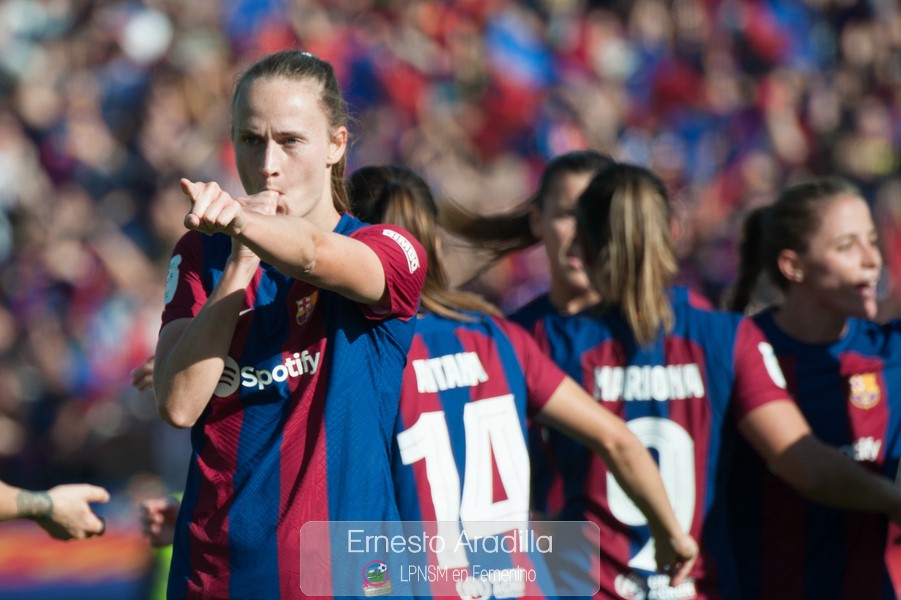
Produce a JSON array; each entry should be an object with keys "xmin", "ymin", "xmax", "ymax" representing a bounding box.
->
[{"xmin": 349, "ymin": 164, "xmax": 698, "ymax": 600}]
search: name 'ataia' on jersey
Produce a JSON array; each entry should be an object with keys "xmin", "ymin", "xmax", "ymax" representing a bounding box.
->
[
  {"xmin": 593, "ymin": 364, "xmax": 706, "ymax": 402},
  {"xmin": 412, "ymin": 351, "xmax": 490, "ymax": 393}
]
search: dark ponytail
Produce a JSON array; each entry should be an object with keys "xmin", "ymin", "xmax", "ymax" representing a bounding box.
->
[
  {"xmin": 728, "ymin": 207, "xmax": 768, "ymax": 313},
  {"xmin": 728, "ymin": 177, "xmax": 861, "ymax": 313},
  {"xmin": 441, "ymin": 150, "xmax": 615, "ymax": 258}
]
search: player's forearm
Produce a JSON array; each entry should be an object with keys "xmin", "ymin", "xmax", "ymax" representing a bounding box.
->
[
  {"xmin": 236, "ymin": 215, "xmax": 387, "ymax": 304},
  {"xmin": 773, "ymin": 436, "xmax": 901, "ymax": 515},
  {"xmin": 155, "ymin": 259, "xmax": 255, "ymax": 428},
  {"xmin": 234, "ymin": 214, "xmax": 323, "ymax": 280},
  {"xmin": 595, "ymin": 430, "xmax": 686, "ymax": 542},
  {"xmin": 0, "ymin": 482, "xmax": 51, "ymax": 521}
]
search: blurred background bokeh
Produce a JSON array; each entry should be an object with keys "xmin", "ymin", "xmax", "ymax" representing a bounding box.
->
[{"xmin": 0, "ymin": 0, "xmax": 898, "ymax": 597}]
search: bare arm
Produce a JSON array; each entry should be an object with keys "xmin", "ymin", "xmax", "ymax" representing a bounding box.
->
[
  {"xmin": 153, "ymin": 258, "xmax": 252, "ymax": 428},
  {"xmin": 738, "ymin": 400, "xmax": 901, "ymax": 521},
  {"xmin": 0, "ymin": 481, "xmax": 109, "ymax": 541},
  {"xmin": 535, "ymin": 377, "xmax": 698, "ymax": 584},
  {"xmin": 181, "ymin": 179, "xmax": 389, "ymax": 306},
  {"xmin": 154, "ymin": 184, "xmax": 275, "ymax": 428}
]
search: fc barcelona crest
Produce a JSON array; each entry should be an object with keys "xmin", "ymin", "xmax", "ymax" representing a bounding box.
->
[
  {"xmin": 849, "ymin": 373, "xmax": 880, "ymax": 410},
  {"xmin": 296, "ymin": 291, "xmax": 319, "ymax": 325}
]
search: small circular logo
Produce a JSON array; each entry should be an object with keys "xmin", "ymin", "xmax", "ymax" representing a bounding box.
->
[
  {"xmin": 214, "ymin": 356, "xmax": 241, "ymax": 397},
  {"xmin": 363, "ymin": 560, "xmax": 388, "ymax": 586}
]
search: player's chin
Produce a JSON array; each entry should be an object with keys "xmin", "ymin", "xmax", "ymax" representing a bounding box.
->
[{"xmin": 843, "ymin": 297, "xmax": 878, "ymax": 320}]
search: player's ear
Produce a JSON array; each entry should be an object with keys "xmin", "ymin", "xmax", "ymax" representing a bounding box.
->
[
  {"xmin": 327, "ymin": 126, "xmax": 348, "ymax": 166},
  {"xmin": 777, "ymin": 249, "xmax": 804, "ymax": 284}
]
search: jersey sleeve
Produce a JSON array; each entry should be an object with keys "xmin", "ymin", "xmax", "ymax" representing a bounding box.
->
[
  {"xmin": 350, "ymin": 224, "xmax": 427, "ymax": 322},
  {"xmin": 494, "ymin": 316, "xmax": 566, "ymax": 417},
  {"xmin": 160, "ymin": 232, "xmax": 208, "ymax": 328},
  {"xmin": 687, "ymin": 288, "xmax": 713, "ymax": 310},
  {"xmin": 730, "ymin": 316, "xmax": 791, "ymax": 419}
]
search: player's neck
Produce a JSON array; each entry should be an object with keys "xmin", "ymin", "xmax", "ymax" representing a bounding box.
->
[
  {"xmin": 772, "ymin": 301, "xmax": 848, "ymax": 345},
  {"xmin": 549, "ymin": 285, "xmax": 600, "ymax": 316}
]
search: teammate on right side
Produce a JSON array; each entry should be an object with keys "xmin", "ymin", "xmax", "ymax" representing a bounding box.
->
[
  {"xmin": 727, "ymin": 177, "xmax": 901, "ymax": 599},
  {"xmin": 531, "ymin": 162, "xmax": 901, "ymax": 599}
]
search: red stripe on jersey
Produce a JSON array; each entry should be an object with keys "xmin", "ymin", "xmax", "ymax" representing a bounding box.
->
[
  {"xmin": 664, "ymin": 337, "xmax": 716, "ymax": 586},
  {"xmin": 400, "ymin": 334, "xmax": 444, "ymax": 523},
  {"xmin": 456, "ymin": 325, "xmax": 510, "ymax": 400},
  {"xmin": 757, "ymin": 354, "xmax": 804, "ymax": 599},
  {"xmin": 184, "ymin": 271, "xmax": 261, "ymax": 598},
  {"xmin": 398, "ymin": 334, "xmax": 461, "ymax": 597},
  {"xmin": 759, "ymin": 474, "xmax": 807, "ymax": 598},
  {"xmin": 840, "ymin": 353, "xmax": 890, "ymax": 599},
  {"xmin": 278, "ymin": 311, "xmax": 331, "ymax": 597}
]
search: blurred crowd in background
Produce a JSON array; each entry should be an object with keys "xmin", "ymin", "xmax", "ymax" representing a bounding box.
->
[{"xmin": 0, "ymin": 0, "xmax": 899, "ymax": 566}]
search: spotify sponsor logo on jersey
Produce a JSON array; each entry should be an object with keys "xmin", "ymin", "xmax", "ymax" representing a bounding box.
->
[{"xmin": 214, "ymin": 352, "xmax": 322, "ymax": 397}]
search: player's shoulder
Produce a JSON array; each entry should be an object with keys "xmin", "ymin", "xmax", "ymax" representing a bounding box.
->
[
  {"xmin": 669, "ymin": 285, "xmax": 714, "ymax": 311},
  {"xmin": 674, "ymin": 300, "xmax": 744, "ymax": 349},
  {"xmin": 508, "ymin": 293, "xmax": 555, "ymax": 329}
]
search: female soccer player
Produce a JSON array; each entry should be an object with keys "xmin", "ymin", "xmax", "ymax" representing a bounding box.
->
[
  {"xmin": 443, "ymin": 150, "xmax": 709, "ymax": 517},
  {"xmin": 532, "ymin": 162, "xmax": 901, "ymax": 599},
  {"xmin": 152, "ymin": 51, "xmax": 427, "ymax": 599},
  {"xmin": 347, "ymin": 164, "xmax": 698, "ymax": 598},
  {"xmin": 728, "ymin": 177, "xmax": 901, "ymax": 599}
]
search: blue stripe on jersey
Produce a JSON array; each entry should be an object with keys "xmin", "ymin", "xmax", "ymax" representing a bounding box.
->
[
  {"xmin": 228, "ymin": 266, "xmax": 291, "ymax": 599},
  {"xmin": 508, "ymin": 293, "xmax": 555, "ymax": 332}
]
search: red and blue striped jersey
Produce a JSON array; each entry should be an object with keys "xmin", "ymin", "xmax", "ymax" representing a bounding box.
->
[
  {"xmin": 510, "ymin": 287, "xmax": 714, "ymax": 519},
  {"xmin": 727, "ymin": 308, "xmax": 901, "ymax": 600},
  {"xmin": 391, "ymin": 310, "xmax": 566, "ymax": 599},
  {"xmin": 508, "ymin": 293, "xmax": 569, "ymax": 518},
  {"xmin": 532, "ymin": 297, "xmax": 787, "ymax": 599},
  {"xmin": 160, "ymin": 213, "xmax": 426, "ymax": 599}
]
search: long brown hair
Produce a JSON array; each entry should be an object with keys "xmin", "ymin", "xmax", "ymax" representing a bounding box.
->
[
  {"xmin": 577, "ymin": 163, "xmax": 677, "ymax": 345},
  {"xmin": 233, "ymin": 50, "xmax": 351, "ymax": 211},
  {"xmin": 729, "ymin": 177, "xmax": 861, "ymax": 313},
  {"xmin": 348, "ymin": 165, "xmax": 500, "ymax": 321}
]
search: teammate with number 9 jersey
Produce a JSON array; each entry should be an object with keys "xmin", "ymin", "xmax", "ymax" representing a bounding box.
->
[
  {"xmin": 532, "ymin": 162, "xmax": 901, "ymax": 599},
  {"xmin": 348, "ymin": 165, "xmax": 699, "ymax": 600}
]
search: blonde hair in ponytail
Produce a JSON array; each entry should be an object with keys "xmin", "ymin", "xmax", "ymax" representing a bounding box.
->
[{"xmin": 578, "ymin": 164, "xmax": 677, "ymax": 345}]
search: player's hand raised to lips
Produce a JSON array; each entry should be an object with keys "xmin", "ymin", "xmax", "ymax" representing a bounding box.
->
[
  {"xmin": 231, "ymin": 189, "xmax": 279, "ymax": 261},
  {"xmin": 240, "ymin": 188, "xmax": 280, "ymax": 217},
  {"xmin": 181, "ymin": 179, "xmax": 247, "ymax": 236}
]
